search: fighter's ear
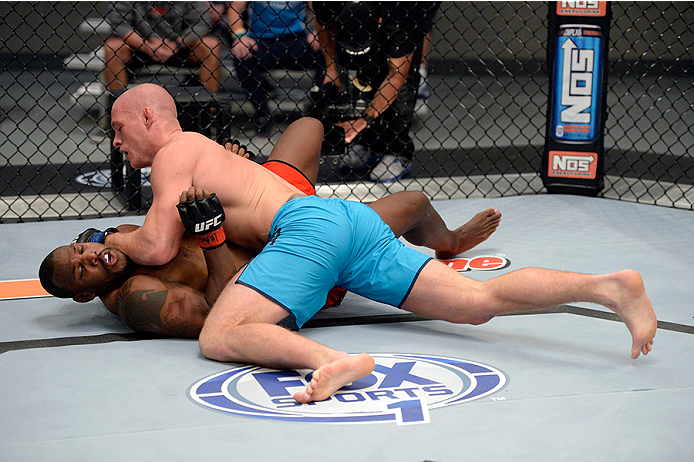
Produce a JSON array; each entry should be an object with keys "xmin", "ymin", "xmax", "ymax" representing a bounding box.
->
[
  {"xmin": 73, "ymin": 293, "xmax": 96, "ymax": 303},
  {"xmin": 143, "ymin": 106, "xmax": 154, "ymax": 127}
]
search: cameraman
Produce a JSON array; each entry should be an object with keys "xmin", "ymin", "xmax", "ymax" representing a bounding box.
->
[{"xmin": 312, "ymin": 2, "xmax": 440, "ymax": 182}]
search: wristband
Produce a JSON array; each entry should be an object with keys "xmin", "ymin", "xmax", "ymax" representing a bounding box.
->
[
  {"xmin": 102, "ymin": 227, "xmax": 120, "ymax": 242},
  {"xmin": 361, "ymin": 113, "xmax": 376, "ymax": 127},
  {"xmin": 196, "ymin": 227, "xmax": 226, "ymax": 250},
  {"xmin": 72, "ymin": 227, "xmax": 119, "ymax": 244},
  {"xmin": 232, "ymin": 28, "xmax": 247, "ymax": 41}
]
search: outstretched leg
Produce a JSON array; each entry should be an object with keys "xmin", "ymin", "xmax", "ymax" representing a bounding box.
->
[
  {"xmin": 267, "ymin": 117, "xmax": 323, "ymax": 184},
  {"xmin": 368, "ymin": 191, "xmax": 501, "ymax": 257},
  {"xmin": 402, "ymin": 261, "xmax": 657, "ymax": 359},
  {"xmin": 292, "ymin": 266, "xmax": 656, "ymax": 404}
]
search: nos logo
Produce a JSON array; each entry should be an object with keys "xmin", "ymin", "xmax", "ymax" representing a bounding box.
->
[
  {"xmin": 548, "ymin": 150, "xmax": 598, "ymax": 179},
  {"xmin": 189, "ymin": 354, "xmax": 506, "ymax": 425}
]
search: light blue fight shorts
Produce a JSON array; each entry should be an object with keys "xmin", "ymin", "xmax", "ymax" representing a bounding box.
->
[{"xmin": 236, "ymin": 196, "xmax": 432, "ymax": 329}]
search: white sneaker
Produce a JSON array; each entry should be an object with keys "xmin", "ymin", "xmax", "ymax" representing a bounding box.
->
[
  {"xmin": 370, "ymin": 155, "xmax": 412, "ymax": 182},
  {"xmin": 342, "ymin": 144, "xmax": 372, "ymax": 170},
  {"xmin": 415, "ymin": 98, "xmax": 430, "ymax": 116},
  {"xmin": 417, "ymin": 79, "xmax": 432, "ymax": 99}
]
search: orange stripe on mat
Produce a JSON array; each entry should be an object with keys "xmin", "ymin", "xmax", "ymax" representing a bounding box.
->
[{"xmin": 0, "ymin": 279, "xmax": 51, "ymax": 300}]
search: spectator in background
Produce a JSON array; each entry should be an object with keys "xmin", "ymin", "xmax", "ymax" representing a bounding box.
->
[
  {"xmin": 313, "ymin": 2, "xmax": 440, "ymax": 182},
  {"xmin": 416, "ymin": 30, "xmax": 433, "ymax": 115},
  {"xmin": 207, "ymin": 1, "xmax": 230, "ymax": 39},
  {"xmin": 104, "ymin": 1, "xmax": 222, "ymax": 93},
  {"xmin": 227, "ymin": 1, "xmax": 325, "ymax": 138}
]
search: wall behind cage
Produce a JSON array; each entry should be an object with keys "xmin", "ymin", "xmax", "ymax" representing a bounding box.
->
[{"xmin": 0, "ymin": 2, "xmax": 692, "ymax": 222}]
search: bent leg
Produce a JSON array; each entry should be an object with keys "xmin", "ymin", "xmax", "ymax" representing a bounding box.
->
[
  {"xmin": 222, "ymin": 117, "xmax": 322, "ymax": 184},
  {"xmin": 253, "ymin": 122, "xmax": 499, "ymax": 258},
  {"xmin": 189, "ymin": 36, "xmax": 221, "ymax": 92},
  {"xmin": 368, "ymin": 191, "xmax": 501, "ymax": 257},
  {"xmin": 239, "ymin": 120, "xmax": 499, "ymax": 256},
  {"xmin": 402, "ymin": 261, "xmax": 657, "ymax": 359},
  {"xmin": 267, "ymin": 117, "xmax": 324, "ymax": 184},
  {"xmin": 199, "ymin": 280, "xmax": 374, "ymax": 402}
]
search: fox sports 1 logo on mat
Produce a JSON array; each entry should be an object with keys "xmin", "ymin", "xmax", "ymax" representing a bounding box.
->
[{"xmin": 189, "ymin": 354, "xmax": 506, "ymax": 425}]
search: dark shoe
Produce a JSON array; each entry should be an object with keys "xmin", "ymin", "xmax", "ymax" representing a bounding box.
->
[
  {"xmin": 261, "ymin": 77, "xmax": 277, "ymax": 98},
  {"xmin": 341, "ymin": 144, "xmax": 377, "ymax": 170},
  {"xmin": 370, "ymin": 155, "xmax": 412, "ymax": 182}
]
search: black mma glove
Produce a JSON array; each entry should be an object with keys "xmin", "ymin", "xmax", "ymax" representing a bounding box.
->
[
  {"xmin": 177, "ymin": 193, "xmax": 226, "ymax": 249},
  {"xmin": 71, "ymin": 227, "xmax": 119, "ymax": 244},
  {"xmin": 223, "ymin": 139, "xmax": 255, "ymax": 159}
]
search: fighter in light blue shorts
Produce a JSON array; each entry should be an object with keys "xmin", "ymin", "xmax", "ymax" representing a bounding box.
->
[{"xmin": 236, "ymin": 195, "xmax": 432, "ymax": 330}]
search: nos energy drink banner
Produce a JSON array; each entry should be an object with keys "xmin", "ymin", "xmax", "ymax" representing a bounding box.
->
[
  {"xmin": 553, "ymin": 25, "xmax": 603, "ymax": 142},
  {"xmin": 542, "ymin": 1, "xmax": 611, "ymax": 195}
]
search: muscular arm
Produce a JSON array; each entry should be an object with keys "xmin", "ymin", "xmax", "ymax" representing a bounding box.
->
[
  {"xmin": 106, "ymin": 147, "xmax": 192, "ymax": 266},
  {"xmin": 367, "ymin": 53, "xmax": 412, "ymax": 118},
  {"xmin": 107, "ymin": 200, "xmax": 184, "ymax": 266},
  {"xmin": 109, "ymin": 234, "xmax": 240, "ymax": 337},
  {"xmin": 177, "ymin": 187, "xmax": 241, "ymax": 306},
  {"xmin": 112, "ymin": 275, "xmax": 210, "ymax": 338}
]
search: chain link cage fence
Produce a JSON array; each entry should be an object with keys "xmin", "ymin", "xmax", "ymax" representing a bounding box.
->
[{"xmin": 0, "ymin": 1, "xmax": 692, "ymax": 223}]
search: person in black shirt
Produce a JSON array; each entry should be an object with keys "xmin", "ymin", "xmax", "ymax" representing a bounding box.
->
[{"xmin": 313, "ymin": 2, "xmax": 440, "ymax": 182}]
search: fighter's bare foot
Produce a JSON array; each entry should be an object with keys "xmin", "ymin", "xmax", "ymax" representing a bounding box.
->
[
  {"xmin": 606, "ymin": 270, "xmax": 657, "ymax": 359},
  {"xmin": 293, "ymin": 353, "xmax": 375, "ymax": 403},
  {"xmin": 435, "ymin": 208, "xmax": 502, "ymax": 259}
]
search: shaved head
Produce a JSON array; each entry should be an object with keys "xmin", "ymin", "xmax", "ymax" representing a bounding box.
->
[
  {"xmin": 113, "ymin": 83, "xmax": 178, "ymax": 122},
  {"xmin": 110, "ymin": 83, "xmax": 182, "ymax": 169}
]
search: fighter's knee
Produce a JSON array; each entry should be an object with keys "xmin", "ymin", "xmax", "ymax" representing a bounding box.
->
[
  {"xmin": 198, "ymin": 327, "xmax": 227, "ymax": 361},
  {"xmin": 446, "ymin": 310, "xmax": 493, "ymax": 326},
  {"xmin": 468, "ymin": 314, "xmax": 494, "ymax": 325},
  {"xmin": 198, "ymin": 332, "xmax": 224, "ymax": 361},
  {"xmin": 298, "ymin": 117, "xmax": 323, "ymax": 134},
  {"xmin": 449, "ymin": 289, "xmax": 497, "ymax": 325},
  {"xmin": 401, "ymin": 191, "xmax": 428, "ymax": 213}
]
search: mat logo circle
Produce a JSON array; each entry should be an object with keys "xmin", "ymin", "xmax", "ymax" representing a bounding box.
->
[
  {"xmin": 189, "ymin": 354, "xmax": 506, "ymax": 425},
  {"xmin": 439, "ymin": 256, "xmax": 510, "ymax": 272}
]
